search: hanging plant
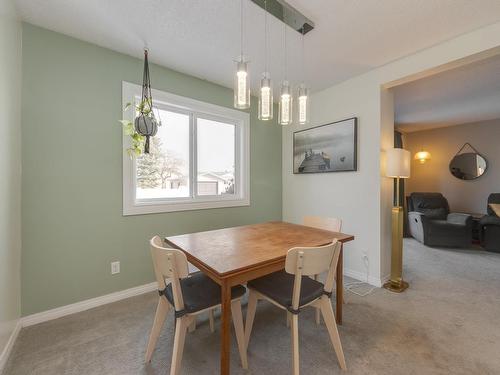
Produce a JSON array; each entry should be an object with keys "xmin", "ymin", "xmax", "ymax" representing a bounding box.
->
[{"xmin": 119, "ymin": 49, "xmax": 161, "ymax": 156}]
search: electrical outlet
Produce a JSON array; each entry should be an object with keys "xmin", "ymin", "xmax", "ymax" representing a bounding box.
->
[
  {"xmin": 111, "ymin": 261, "xmax": 120, "ymax": 275},
  {"xmin": 362, "ymin": 253, "xmax": 369, "ymax": 268}
]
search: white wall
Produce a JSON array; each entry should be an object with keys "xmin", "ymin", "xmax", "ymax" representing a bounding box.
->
[
  {"xmin": 405, "ymin": 119, "xmax": 500, "ymax": 214},
  {"xmin": 0, "ymin": 0, "xmax": 22, "ymax": 369},
  {"xmin": 282, "ymin": 21, "xmax": 500, "ymax": 286}
]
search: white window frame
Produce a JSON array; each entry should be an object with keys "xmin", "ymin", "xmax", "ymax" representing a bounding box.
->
[{"xmin": 122, "ymin": 81, "xmax": 250, "ymax": 215}]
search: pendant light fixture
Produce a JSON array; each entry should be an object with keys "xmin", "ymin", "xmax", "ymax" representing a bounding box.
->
[
  {"xmin": 258, "ymin": 0, "xmax": 273, "ymax": 121},
  {"xmin": 278, "ymin": 23, "xmax": 292, "ymax": 125},
  {"xmin": 233, "ymin": 0, "xmax": 250, "ymax": 109},
  {"xmin": 414, "ymin": 149, "xmax": 431, "ymax": 164},
  {"xmin": 297, "ymin": 29, "xmax": 310, "ymax": 125}
]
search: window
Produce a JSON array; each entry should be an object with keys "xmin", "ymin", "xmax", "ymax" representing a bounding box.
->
[{"xmin": 122, "ymin": 82, "xmax": 250, "ymax": 215}]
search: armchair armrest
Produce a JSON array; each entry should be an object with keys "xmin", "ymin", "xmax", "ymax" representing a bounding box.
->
[
  {"xmin": 408, "ymin": 211, "xmax": 429, "ymax": 244},
  {"xmin": 408, "ymin": 211, "xmax": 428, "ymax": 224},
  {"xmin": 409, "ymin": 211, "xmax": 474, "ymax": 247},
  {"xmin": 480, "ymin": 215, "xmax": 500, "ymax": 227},
  {"xmin": 409, "ymin": 211, "xmax": 425, "ymax": 218},
  {"xmin": 447, "ymin": 213, "xmax": 472, "ymax": 226}
]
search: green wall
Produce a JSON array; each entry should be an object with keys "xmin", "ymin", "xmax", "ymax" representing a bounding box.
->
[
  {"xmin": 21, "ymin": 24, "xmax": 282, "ymax": 316},
  {"xmin": 0, "ymin": 0, "xmax": 22, "ymax": 352}
]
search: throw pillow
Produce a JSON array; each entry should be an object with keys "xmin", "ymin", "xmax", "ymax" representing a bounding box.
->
[{"xmin": 489, "ymin": 203, "xmax": 500, "ymax": 217}]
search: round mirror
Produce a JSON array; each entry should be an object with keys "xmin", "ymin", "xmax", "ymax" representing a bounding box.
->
[{"xmin": 449, "ymin": 152, "xmax": 487, "ymax": 180}]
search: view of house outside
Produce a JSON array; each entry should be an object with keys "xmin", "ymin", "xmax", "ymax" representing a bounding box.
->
[{"xmin": 136, "ymin": 108, "xmax": 235, "ymax": 199}]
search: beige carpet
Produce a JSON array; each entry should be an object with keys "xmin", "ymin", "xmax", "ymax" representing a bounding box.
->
[{"xmin": 5, "ymin": 239, "xmax": 500, "ymax": 374}]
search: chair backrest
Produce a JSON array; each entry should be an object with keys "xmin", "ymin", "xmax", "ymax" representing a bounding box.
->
[
  {"xmin": 303, "ymin": 215, "xmax": 342, "ymax": 233},
  {"xmin": 285, "ymin": 240, "xmax": 341, "ymax": 310},
  {"xmin": 150, "ymin": 236, "xmax": 189, "ymax": 310},
  {"xmin": 408, "ymin": 192, "xmax": 450, "ymax": 218}
]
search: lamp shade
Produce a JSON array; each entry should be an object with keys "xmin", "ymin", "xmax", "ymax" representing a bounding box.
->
[{"xmin": 386, "ymin": 148, "xmax": 411, "ymax": 178}]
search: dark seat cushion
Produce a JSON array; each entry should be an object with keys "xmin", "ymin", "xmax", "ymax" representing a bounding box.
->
[
  {"xmin": 248, "ymin": 270, "xmax": 325, "ymax": 309},
  {"xmin": 163, "ymin": 272, "xmax": 246, "ymax": 314}
]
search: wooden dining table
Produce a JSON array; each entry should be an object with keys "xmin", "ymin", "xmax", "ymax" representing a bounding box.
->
[{"xmin": 165, "ymin": 221, "xmax": 354, "ymax": 375}]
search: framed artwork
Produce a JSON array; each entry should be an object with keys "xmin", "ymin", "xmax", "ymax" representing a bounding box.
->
[{"xmin": 293, "ymin": 117, "xmax": 358, "ymax": 174}]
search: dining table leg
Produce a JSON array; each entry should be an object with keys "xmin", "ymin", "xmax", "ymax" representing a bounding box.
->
[
  {"xmin": 220, "ymin": 280, "xmax": 231, "ymax": 374},
  {"xmin": 336, "ymin": 244, "xmax": 343, "ymax": 325}
]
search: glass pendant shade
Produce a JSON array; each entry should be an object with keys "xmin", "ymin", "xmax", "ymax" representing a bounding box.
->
[
  {"xmin": 297, "ymin": 84, "xmax": 310, "ymax": 125},
  {"xmin": 234, "ymin": 58, "xmax": 250, "ymax": 109},
  {"xmin": 258, "ymin": 72, "xmax": 273, "ymax": 121},
  {"xmin": 414, "ymin": 150, "xmax": 431, "ymax": 164},
  {"xmin": 278, "ymin": 80, "xmax": 292, "ymax": 125}
]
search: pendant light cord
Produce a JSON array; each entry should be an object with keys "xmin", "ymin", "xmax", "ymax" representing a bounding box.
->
[
  {"xmin": 283, "ymin": 22, "xmax": 287, "ymax": 80},
  {"xmin": 301, "ymin": 29, "xmax": 305, "ymax": 83},
  {"xmin": 240, "ymin": 0, "xmax": 244, "ymax": 57},
  {"xmin": 264, "ymin": 0, "xmax": 268, "ymax": 73}
]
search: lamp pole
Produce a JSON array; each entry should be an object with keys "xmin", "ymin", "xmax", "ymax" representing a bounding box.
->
[{"xmin": 384, "ymin": 148, "xmax": 410, "ymax": 293}]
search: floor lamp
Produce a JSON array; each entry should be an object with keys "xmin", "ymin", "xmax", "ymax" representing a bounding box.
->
[{"xmin": 384, "ymin": 148, "xmax": 411, "ymax": 293}]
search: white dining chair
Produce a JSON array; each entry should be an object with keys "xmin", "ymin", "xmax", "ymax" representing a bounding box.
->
[
  {"xmin": 145, "ymin": 236, "xmax": 248, "ymax": 374},
  {"xmin": 245, "ymin": 240, "xmax": 347, "ymax": 374},
  {"xmin": 303, "ymin": 215, "xmax": 342, "ymax": 326},
  {"xmin": 303, "ymin": 215, "xmax": 342, "ymax": 233}
]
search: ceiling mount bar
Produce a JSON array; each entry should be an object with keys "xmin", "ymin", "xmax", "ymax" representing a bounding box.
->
[{"xmin": 250, "ymin": 0, "xmax": 315, "ymax": 34}]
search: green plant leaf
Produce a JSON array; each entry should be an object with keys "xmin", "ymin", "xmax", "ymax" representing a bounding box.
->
[
  {"xmin": 125, "ymin": 124, "xmax": 135, "ymax": 136},
  {"xmin": 119, "ymin": 119, "xmax": 128, "ymax": 125}
]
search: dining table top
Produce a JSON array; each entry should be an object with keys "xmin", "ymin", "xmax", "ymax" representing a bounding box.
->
[{"xmin": 165, "ymin": 221, "xmax": 354, "ymax": 277}]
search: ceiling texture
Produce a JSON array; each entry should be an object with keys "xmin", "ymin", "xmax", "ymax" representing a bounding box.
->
[
  {"xmin": 15, "ymin": 0, "xmax": 500, "ymax": 97},
  {"xmin": 394, "ymin": 54, "xmax": 500, "ymax": 132}
]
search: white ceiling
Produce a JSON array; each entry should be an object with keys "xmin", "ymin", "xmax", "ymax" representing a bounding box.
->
[
  {"xmin": 15, "ymin": 0, "xmax": 500, "ymax": 96},
  {"xmin": 394, "ymin": 54, "xmax": 500, "ymax": 133}
]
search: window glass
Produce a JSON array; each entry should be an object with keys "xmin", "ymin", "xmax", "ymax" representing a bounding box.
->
[
  {"xmin": 136, "ymin": 109, "xmax": 190, "ymax": 199},
  {"xmin": 196, "ymin": 118, "xmax": 236, "ymax": 196}
]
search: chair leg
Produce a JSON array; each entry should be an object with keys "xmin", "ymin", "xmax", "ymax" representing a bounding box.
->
[
  {"xmin": 145, "ymin": 297, "xmax": 170, "ymax": 362},
  {"xmin": 315, "ymin": 307, "xmax": 321, "ymax": 325},
  {"xmin": 314, "ymin": 275, "xmax": 321, "ymax": 325},
  {"xmin": 315, "ymin": 275, "xmax": 321, "ymax": 325},
  {"xmin": 188, "ymin": 317, "xmax": 196, "ymax": 333},
  {"xmin": 244, "ymin": 291, "xmax": 258, "ymax": 348},
  {"xmin": 291, "ymin": 314, "xmax": 300, "ymax": 375},
  {"xmin": 320, "ymin": 297, "xmax": 346, "ymax": 370},
  {"xmin": 231, "ymin": 300, "xmax": 249, "ymax": 369},
  {"xmin": 209, "ymin": 309, "xmax": 215, "ymax": 333},
  {"xmin": 170, "ymin": 317, "xmax": 189, "ymax": 375}
]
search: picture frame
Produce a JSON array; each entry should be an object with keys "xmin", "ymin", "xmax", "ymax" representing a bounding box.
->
[{"xmin": 293, "ymin": 117, "xmax": 358, "ymax": 174}]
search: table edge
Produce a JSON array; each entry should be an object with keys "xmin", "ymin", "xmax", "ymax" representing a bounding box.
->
[{"xmin": 165, "ymin": 234, "xmax": 354, "ymax": 280}]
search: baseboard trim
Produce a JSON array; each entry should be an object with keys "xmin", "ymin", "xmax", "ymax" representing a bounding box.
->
[
  {"xmin": 21, "ymin": 282, "xmax": 157, "ymax": 327},
  {"xmin": 0, "ymin": 320, "xmax": 21, "ymax": 374},
  {"xmin": 344, "ymin": 268, "xmax": 386, "ymax": 288},
  {"xmin": 380, "ymin": 273, "xmax": 391, "ymax": 286},
  {"xmin": 0, "ymin": 282, "xmax": 157, "ymax": 371}
]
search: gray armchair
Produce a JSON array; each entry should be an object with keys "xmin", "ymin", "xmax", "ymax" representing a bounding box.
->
[
  {"xmin": 407, "ymin": 192, "xmax": 472, "ymax": 247},
  {"xmin": 480, "ymin": 193, "xmax": 500, "ymax": 252}
]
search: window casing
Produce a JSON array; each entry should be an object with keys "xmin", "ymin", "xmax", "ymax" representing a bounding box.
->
[{"xmin": 122, "ymin": 82, "xmax": 250, "ymax": 215}]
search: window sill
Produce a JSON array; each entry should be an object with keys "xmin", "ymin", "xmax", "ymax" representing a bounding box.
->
[{"xmin": 123, "ymin": 196, "xmax": 250, "ymax": 216}]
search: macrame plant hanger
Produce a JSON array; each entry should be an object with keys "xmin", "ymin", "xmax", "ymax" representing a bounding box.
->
[{"xmin": 135, "ymin": 49, "xmax": 160, "ymax": 154}]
